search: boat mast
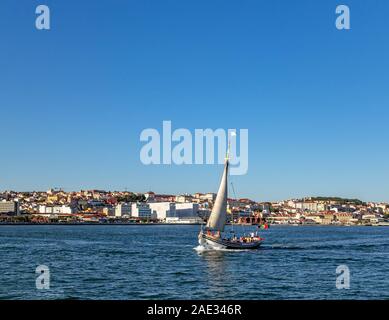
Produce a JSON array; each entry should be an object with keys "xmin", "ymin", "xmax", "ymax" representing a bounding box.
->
[
  {"xmin": 205, "ymin": 132, "xmax": 233, "ymax": 233},
  {"xmin": 230, "ymin": 182, "xmax": 237, "ymax": 233},
  {"xmin": 226, "ymin": 134, "xmax": 233, "ymax": 232}
]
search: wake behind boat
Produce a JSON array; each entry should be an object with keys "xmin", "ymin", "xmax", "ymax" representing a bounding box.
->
[{"xmin": 198, "ymin": 138, "xmax": 263, "ymax": 250}]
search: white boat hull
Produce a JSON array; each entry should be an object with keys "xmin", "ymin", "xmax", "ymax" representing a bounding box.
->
[{"xmin": 198, "ymin": 232, "xmax": 262, "ymax": 250}]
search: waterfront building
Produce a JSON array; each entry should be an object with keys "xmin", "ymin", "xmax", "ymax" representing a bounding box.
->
[
  {"xmin": 148, "ymin": 202, "xmax": 200, "ymax": 221},
  {"xmin": 320, "ymin": 211, "xmax": 353, "ymax": 224},
  {"xmin": 115, "ymin": 203, "xmax": 132, "ymax": 217},
  {"xmin": 175, "ymin": 203, "xmax": 199, "ymax": 218},
  {"xmin": 305, "ymin": 214, "xmax": 324, "ymax": 224},
  {"xmin": 0, "ymin": 200, "xmax": 20, "ymax": 215},
  {"xmin": 131, "ymin": 203, "xmax": 154, "ymax": 219},
  {"xmin": 321, "ymin": 212, "xmax": 337, "ymax": 224},
  {"xmin": 335, "ymin": 212, "xmax": 354, "ymax": 224},
  {"xmin": 149, "ymin": 202, "xmax": 176, "ymax": 220},
  {"xmin": 362, "ymin": 214, "xmax": 384, "ymax": 224},
  {"xmin": 165, "ymin": 216, "xmax": 203, "ymax": 224}
]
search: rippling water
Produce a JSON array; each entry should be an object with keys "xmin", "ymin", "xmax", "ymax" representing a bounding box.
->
[{"xmin": 0, "ymin": 225, "xmax": 388, "ymax": 300}]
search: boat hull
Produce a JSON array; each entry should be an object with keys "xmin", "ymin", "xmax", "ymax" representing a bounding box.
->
[{"xmin": 199, "ymin": 233, "xmax": 262, "ymax": 250}]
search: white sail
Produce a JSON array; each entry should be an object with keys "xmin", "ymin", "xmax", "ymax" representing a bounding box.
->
[{"xmin": 206, "ymin": 160, "xmax": 229, "ymax": 232}]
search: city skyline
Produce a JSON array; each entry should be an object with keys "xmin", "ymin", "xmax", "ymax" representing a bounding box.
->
[
  {"xmin": 0, "ymin": 187, "xmax": 387, "ymax": 205},
  {"xmin": 2, "ymin": 188, "xmax": 387, "ymax": 226},
  {"xmin": 1, "ymin": 0, "xmax": 389, "ymax": 202}
]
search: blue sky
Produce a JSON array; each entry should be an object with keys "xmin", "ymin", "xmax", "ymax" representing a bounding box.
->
[{"xmin": 1, "ymin": 0, "xmax": 388, "ymax": 202}]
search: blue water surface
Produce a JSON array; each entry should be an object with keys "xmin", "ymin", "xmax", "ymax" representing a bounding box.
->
[{"xmin": 0, "ymin": 225, "xmax": 388, "ymax": 299}]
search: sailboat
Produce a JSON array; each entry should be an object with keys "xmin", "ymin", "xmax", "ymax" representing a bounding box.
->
[{"xmin": 198, "ymin": 142, "xmax": 263, "ymax": 250}]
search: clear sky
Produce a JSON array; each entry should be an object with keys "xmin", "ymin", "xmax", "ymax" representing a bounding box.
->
[{"xmin": 1, "ymin": 0, "xmax": 388, "ymax": 202}]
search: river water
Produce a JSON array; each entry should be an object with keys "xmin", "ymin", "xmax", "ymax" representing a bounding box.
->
[{"xmin": 0, "ymin": 225, "xmax": 388, "ymax": 299}]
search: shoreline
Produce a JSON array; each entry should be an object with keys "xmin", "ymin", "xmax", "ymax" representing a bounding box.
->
[
  {"xmin": 0, "ymin": 222, "xmax": 387, "ymax": 227},
  {"xmin": 0, "ymin": 222, "xmax": 201, "ymax": 226}
]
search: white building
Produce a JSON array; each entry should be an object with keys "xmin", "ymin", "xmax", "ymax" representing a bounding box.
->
[
  {"xmin": 115, "ymin": 203, "xmax": 132, "ymax": 217},
  {"xmin": 175, "ymin": 203, "xmax": 199, "ymax": 218},
  {"xmin": 164, "ymin": 203, "xmax": 202, "ymax": 223},
  {"xmin": 149, "ymin": 202, "xmax": 176, "ymax": 220},
  {"xmin": 148, "ymin": 202, "xmax": 200, "ymax": 221},
  {"xmin": 295, "ymin": 201, "xmax": 326, "ymax": 212},
  {"xmin": 131, "ymin": 203, "xmax": 154, "ymax": 219},
  {"xmin": 38, "ymin": 205, "xmax": 73, "ymax": 214},
  {"xmin": 0, "ymin": 200, "xmax": 20, "ymax": 215}
]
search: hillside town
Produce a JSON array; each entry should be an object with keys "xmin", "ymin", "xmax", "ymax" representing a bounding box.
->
[{"xmin": 0, "ymin": 189, "xmax": 388, "ymax": 226}]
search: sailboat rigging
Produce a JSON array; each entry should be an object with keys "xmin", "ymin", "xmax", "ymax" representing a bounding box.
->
[{"xmin": 198, "ymin": 137, "xmax": 263, "ymax": 250}]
